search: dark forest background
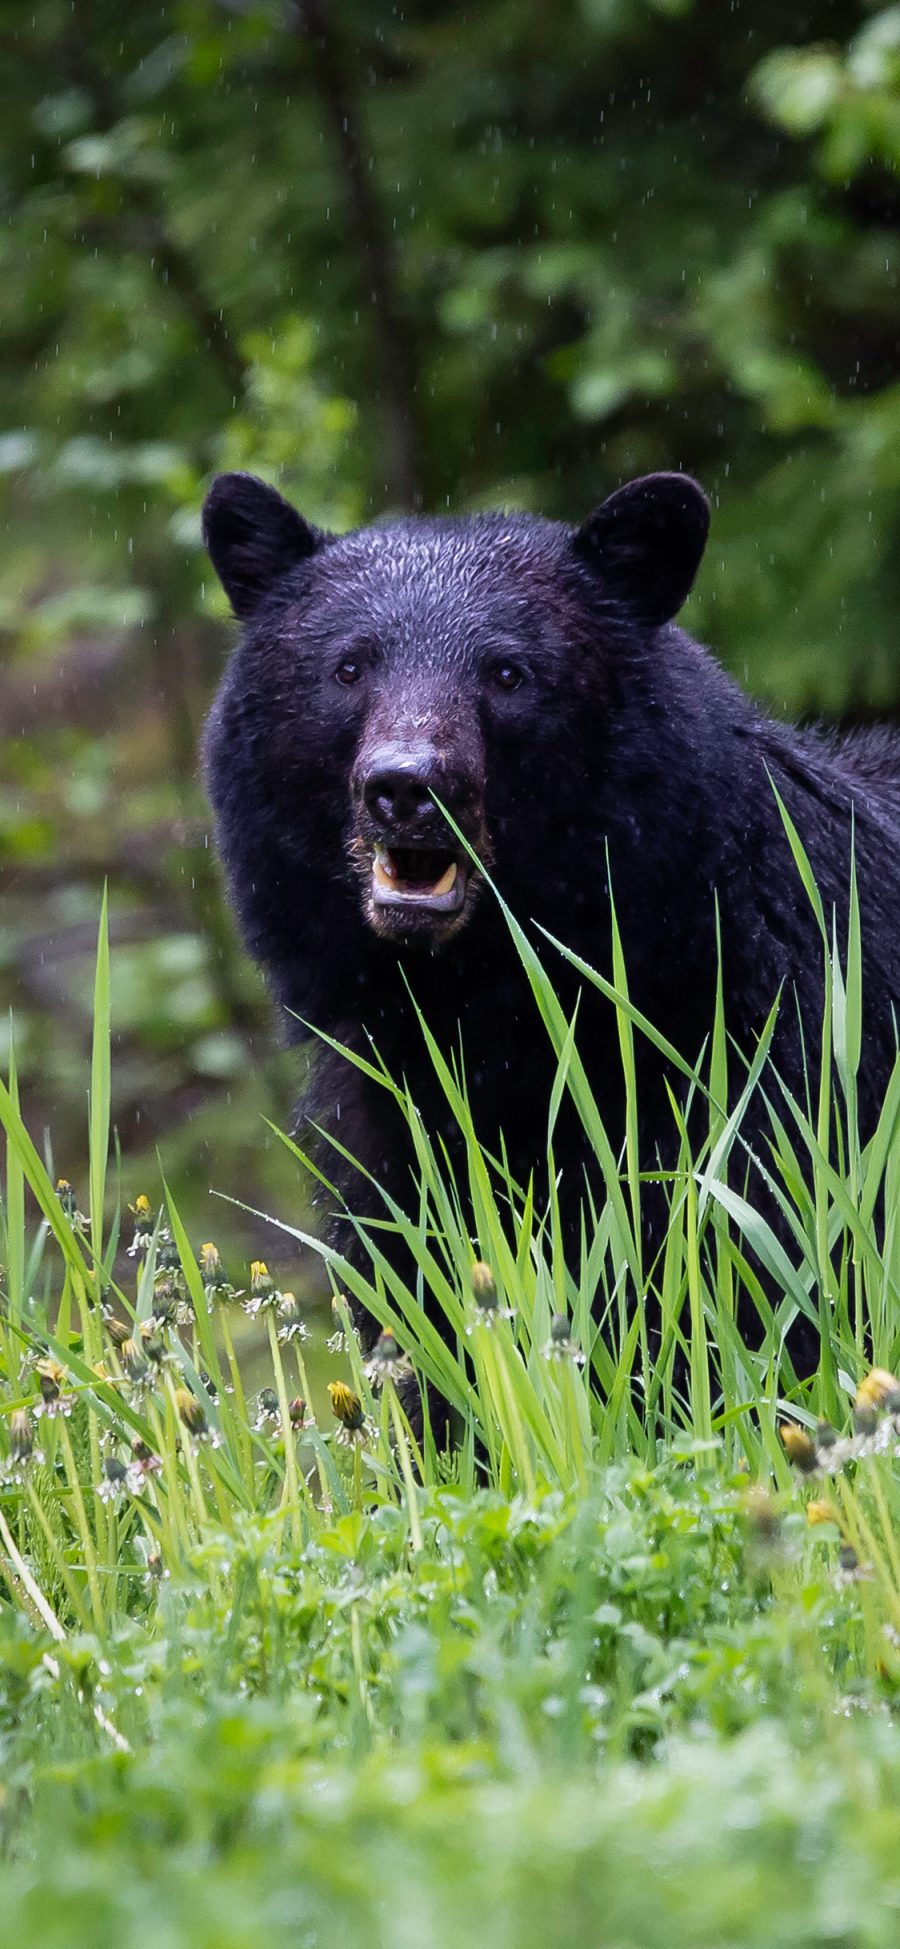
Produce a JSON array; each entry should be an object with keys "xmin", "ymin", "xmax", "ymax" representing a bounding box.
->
[{"xmin": 2, "ymin": 0, "xmax": 900, "ymax": 1246}]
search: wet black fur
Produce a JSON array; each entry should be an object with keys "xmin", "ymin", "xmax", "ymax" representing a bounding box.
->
[{"xmin": 202, "ymin": 472, "xmax": 900, "ymax": 1379}]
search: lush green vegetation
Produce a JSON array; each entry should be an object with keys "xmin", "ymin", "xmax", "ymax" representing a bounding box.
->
[
  {"xmin": 4, "ymin": 6, "xmax": 900, "ymax": 1938},
  {"xmin": 3, "ymin": 0, "xmax": 900, "ymax": 1236},
  {"xmin": 3, "ymin": 872, "xmax": 900, "ymax": 1944}
]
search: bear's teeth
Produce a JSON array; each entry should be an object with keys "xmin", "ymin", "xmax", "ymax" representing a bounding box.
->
[
  {"xmin": 373, "ymin": 849, "xmax": 397, "ymax": 887},
  {"xmin": 432, "ymin": 861, "xmax": 457, "ymax": 897},
  {"xmin": 372, "ymin": 850, "xmax": 458, "ymax": 898}
]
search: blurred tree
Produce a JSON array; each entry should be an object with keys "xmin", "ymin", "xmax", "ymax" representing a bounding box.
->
[{"xmin": 1, "ymin": 0, "xmax": 898, "ymax": 1234}]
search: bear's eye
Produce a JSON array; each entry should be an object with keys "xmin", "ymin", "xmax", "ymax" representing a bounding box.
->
[
  {"xmin": 490, "ymin": 660, "xmax": 525, "ymax": 693},
  {"xmin": 334, "ymin": 658, "xmax": 363, "ymax": 687}
]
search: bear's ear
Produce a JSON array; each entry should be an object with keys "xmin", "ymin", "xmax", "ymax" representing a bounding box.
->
[
  {"xmin": 202, "ymin": 472, "xmax": 327, "ymax": 619},
  {"xmin": 573, "ymin": 472, "xmax": 710, "ymax": 625}
]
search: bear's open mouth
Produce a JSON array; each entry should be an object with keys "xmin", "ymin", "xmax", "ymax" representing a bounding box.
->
[{"xmin": 371, "ymin": 842, "xmax": 467, "ymax": 913}]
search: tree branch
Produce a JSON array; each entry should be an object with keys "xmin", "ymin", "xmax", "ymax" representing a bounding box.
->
[{"xmin": 294, "ymin": 0, "xmax": 421, "ymax": 507}]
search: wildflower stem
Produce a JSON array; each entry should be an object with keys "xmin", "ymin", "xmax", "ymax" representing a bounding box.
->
[
  {"xmin": 1, "ymin": 1496, "xmax": 130, "ymax": 1753},
  {"xmin": 73, "ymin": 1266, "xmax": 103, "ymax": 1369},
  {"xmin": 265, "ymin": 1309, "xmax": 304, "ymax": 1545},
  {"xmin": 0, "ymin": 1501, "xmax": 66, "ymax": 1641},
  {"xmin": 557, "ymin": 1359, "xmax": 588, "ymax": 1490},
  {"xmin": 334, "ymin": 1293, "xmax": 368, "ymax": 1398},
  {"xmin": 350, "ymin": 1600, "xmax": 375, "ymax": 1731},
  {"xmin": 205, "ymin": 1446, "xmax": 234, "ymax": 1531},
  {"xmin": 183, "ymin": 1426, "xmax": 211, "ymax": 1530},
  {"xmin": 164, "ymin": 1375, "xmax": 212, "ymax": 1533},
  {"xmin": 24, "ymin": 1482, "xmax": 94, "ymax": 1632},
  {"xmin": 293, "ymin": 1340, "xmax": 331, "ymax": 1507},
  {"xmin": 869, "ymin": 1462, "xmax": 900, "ymax": 1611},
  {"xmin": 88, "ymin": 1399, "xmax": 111, "ymax": 1585},
  {"xmin": 57, "ymin": 1418, "xmax": 105, "ymax": 1633},
  {"xmin": 220, "ymin": 1308, "xmax": 253, "ymax": 1485},
  {"xmin": 149, "ymin": 1397, "xmax": 190, "ymax": 1556},
  {"xmin": 386, "ymin": 1380, "xmax": 423, "ymax": 1553},
  {"xmin": 479, "ymin": 1326, "xmax": 536, "ymax": 1500}
]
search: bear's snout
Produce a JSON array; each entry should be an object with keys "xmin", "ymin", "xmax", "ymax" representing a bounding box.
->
[
  {"xmin": 358, "ymin": 743, "xmax": 448, "ymax": 836},
  {"xmin": 350, "ymin": 738, "xmax": 487, "ymax": 943}
]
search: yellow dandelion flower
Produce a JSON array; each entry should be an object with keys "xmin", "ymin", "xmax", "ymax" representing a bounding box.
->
[
  {"xmin": 328, "ymin": 1380, "xmax": 365, "ymax": 1431},
  {"xmin": 855, "ymin": 1368, "xmax": 900, "ymax": 1414},
  {"xmin": 174, "ymin": 1387, "xmax": 207, "ymax": 1437},
  {"xmin": 806, "ymin": 1499, "xmax": 840, "ymax": 1527},
  {"xmin": 779, "ymin": 1422, "xmax": 817, "ymax": 1472}
]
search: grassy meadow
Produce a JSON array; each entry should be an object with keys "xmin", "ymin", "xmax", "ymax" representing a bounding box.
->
[{"xmin": 3, "ymin": 858, "xmax": 900, "ymax": 1948}]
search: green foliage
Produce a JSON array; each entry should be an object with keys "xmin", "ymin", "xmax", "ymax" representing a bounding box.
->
[
  {"xmin": 4, "ymin": 11, "xmax": 900, "ymax": 1932},
  {"xmin": 5, "ymin": 1490, "xmax": 900, "ymax": 1948},
  {"xmin": 3, "ymin": 907, "xmax": 900, "ymax": 1940},
  {"xmin": 4, "ymin": 0, "xmax": 900, "ymax": 1228},
  {"xmin": 4, "ymin": 1, "xmax": 900, "ymax": 697}
]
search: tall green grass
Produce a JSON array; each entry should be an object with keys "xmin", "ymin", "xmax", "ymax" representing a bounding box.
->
[
  {"xmin": 4, "ymin": 839, "xmax": 900, "ymax": 1948},
  {"xmin": 0, "ymin": 821, "xmax": 899, "ymax": 1650},
  {"xmin": 263, "ymin": 811, "xmax": 900, "ymax": 1490}
]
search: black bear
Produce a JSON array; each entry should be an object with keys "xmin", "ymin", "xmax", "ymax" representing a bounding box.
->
[{"xmin": 201, "ymin": 469, "xmax": 900, "ymax": 1359}]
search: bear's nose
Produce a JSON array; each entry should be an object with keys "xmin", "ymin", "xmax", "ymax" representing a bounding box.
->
[{"xmin": 361, "ymin": 749, "xmax": 442, "ymax": 830}]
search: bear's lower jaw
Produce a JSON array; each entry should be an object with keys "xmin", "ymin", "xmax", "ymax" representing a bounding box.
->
[{"xmin": 365, "ymin": 896, "xmax": 475, "ymax": 945}]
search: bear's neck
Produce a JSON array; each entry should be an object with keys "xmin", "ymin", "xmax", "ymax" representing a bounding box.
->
[{"xmin": 600, "ymin": 623, "xmax": 858, "ymax": 1044}]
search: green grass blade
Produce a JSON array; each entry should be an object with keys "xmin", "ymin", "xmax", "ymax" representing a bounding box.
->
[
  {"xmin": 89, "ymin": 884, "xmax": 111, "ymax": 1293},
  {"xmin": 4, "ymin": 1026, "xmax": 25, "ymax": 1328}
]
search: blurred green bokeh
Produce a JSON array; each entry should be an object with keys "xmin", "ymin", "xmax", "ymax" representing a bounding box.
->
[{"xmin": 2, "ymin": 0, "xmax": 899, "ymax": 1251}]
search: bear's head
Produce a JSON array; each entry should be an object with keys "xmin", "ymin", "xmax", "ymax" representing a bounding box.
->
[{"xmin": 202, "ymin": 472, "xmax": 709, "ymax": 974}]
